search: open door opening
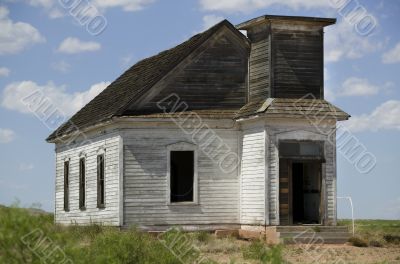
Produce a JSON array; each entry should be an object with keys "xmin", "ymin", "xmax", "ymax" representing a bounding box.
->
[
  {"xmin": 279, "ymin": 159, "xmax": 323, "ymax": 225},
  {"xmin": 292, "ymin": 162, "xmax": 321, "ymax": 225}
]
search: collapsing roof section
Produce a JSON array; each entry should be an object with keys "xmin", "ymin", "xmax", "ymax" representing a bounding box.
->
[{"xmin": 46, "ymin": 20, "xmax": 249, "ymax": 142}]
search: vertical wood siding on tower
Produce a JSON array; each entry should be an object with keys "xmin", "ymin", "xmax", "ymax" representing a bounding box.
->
[
  {"xmin": 247, "ymin": 24, "xmax": 271, "ymax": 101},
  {"xmin": 272, "ymin": 27, "xmax": 323, "ymax": 99}
]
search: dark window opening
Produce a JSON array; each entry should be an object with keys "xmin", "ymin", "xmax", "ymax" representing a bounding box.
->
[
  {"xmin": 79, "ymin": 158, "xmax": 86, "ymax": 210},
  {"xmin": 97, "ymin": 154, "xmax": 105, "ymax": 208},
  {"xmin": 170, "ymin": 151, "xmax": 194, "ymax": 203},
  {"xmin": 64, "ymin": 161, "xmax": 69, "ymax": 211}
]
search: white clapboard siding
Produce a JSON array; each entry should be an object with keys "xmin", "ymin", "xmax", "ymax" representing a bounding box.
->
[
  {"xmin": 55, "ymin": 133, "xmax": 121, "ymax": 226},
  {"xmin": 240, "ymin": 128, "xmax": 266, "ymax": 225},
  {"xmin": 122, "ymin": 128, "xmax": 240, "ymax": 227},
  {"xmin": 52, "ymin": 118, "xmax": 338, "ymax": 227}
]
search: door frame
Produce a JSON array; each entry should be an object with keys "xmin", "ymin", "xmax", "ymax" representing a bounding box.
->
[{"xmin": 279, "ymin": 158, "xmax": 324, "ymax": 225}]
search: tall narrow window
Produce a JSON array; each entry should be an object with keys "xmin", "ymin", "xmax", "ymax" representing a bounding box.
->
[
  {"xmin": 79, "ymin": 158, "xmax": 86, "ymax": 210},
  {"xmin": 63, "ymin": 160, "xmax": 69, "ymax": 211},
  {"xmin": 97, "ymin": 154, "xmax": 105, "ymax": 208},
  {"xmin": 170, "ymin": 151, "xmax": 194, "ymax": 203}
]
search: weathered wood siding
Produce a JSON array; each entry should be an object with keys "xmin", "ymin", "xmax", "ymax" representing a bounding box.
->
[
  {"xmin": 122, "ymin": 128, "xmax": 240, "ymax": 227},
  {"xmin": 271, "ymin": 25, "xmax": 323, "ymax": 99},
  {"xmin": 265, "ymin": 120, "xmax": 336, "ymax": 225},
  {"xmin": 240, "ymin": 128, "xmax": 266, "ymax": 225},
  {"xmin": 55, "ymin": 133, "xmax": 122, "ymax": 225},
  {"xmin": 134, "ymin": 30, "xmax": 249, "ymax": 113},
  {"xmin": 247, "ymin": 24, "xmax": 270, "ymax": 101},
  {"xmin": 278, "ymin": 159, "xmax": 290, "ymax": 225},
  {"xmin": 245, "ymin": 22, "xmax": 324, "ymax": 100}
]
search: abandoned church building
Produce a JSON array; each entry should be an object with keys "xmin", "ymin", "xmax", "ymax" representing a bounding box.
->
[{"xmin": 47, "ymin": 15, "xmax": 351, "ymax": 238}]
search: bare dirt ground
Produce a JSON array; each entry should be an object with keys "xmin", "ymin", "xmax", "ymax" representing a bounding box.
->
[
  {"xmin": 283, "ymin": 244, "xmax": 400, "ymax": 264},
  {"xmin": 195, "ymin": 235, "xmax": 400, "ymax": 264}
]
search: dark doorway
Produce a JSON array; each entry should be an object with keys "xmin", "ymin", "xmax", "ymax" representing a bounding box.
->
[
  {"xmin": 170, "ymin": 151, "xmax": 194, "ymax": 203},
  {"xmin": 292, "ymin": 163, "xmax": 304, "ymax": 223},
  {"xmin": 292, "ymin": 162, "xmax": 321, "ymax": 224}
]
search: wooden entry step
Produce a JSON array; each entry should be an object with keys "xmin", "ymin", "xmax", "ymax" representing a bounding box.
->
[{"xmin": 266, "ymin": 226, "xmax": 350, "ymax": 245}]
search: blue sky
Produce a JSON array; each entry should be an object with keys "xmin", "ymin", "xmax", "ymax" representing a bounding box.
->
[{"xmin": 0, "ymin": 0, "xmax": 399, "ymax": 219}]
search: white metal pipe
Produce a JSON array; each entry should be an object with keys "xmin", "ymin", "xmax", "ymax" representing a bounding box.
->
[{"xmin": 337, "ymin": 196, "xmax": 355, "ymax": 236}]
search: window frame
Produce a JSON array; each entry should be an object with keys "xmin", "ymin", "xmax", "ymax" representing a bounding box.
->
[
  {"xmin": 279, "ymin": 140, "xmax": 325, "ymax": 161},
  {"xmin": 79, "ymin": 156, "xmax": 86, "ymax": 210},
  {"xmin": 63, "ymin": 159, "xmax": 70, "ymax": 212},
  {"xmin": 97, "ymin": 152, "xmax": 106, "ymax": 209},
  {"xmin": 166, "ymin": 142, "xmax": 198, "ymax": 205}
]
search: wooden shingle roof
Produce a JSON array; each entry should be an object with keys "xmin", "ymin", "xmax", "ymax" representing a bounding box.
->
[
  {"xmin": 235, "ymin": 98, "xmax": 350, "ymax": 121},
  {"xmin": 47, "ymin": 20, "xmax": 245, "ymax": 142}
]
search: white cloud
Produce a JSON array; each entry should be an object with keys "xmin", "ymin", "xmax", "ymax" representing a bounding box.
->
[
  {"xmin": 0, "ymin": 128, "xmax": 15, "ymax": 143},
  {"xmin": 92, "ymin": 0, "xmax": 156, "ymax": 12},
  {"xmin": 325, "ymin": 21, "xmax": 383, "ymax": 62},
  {"xmin": 0, "ymin": 6, "xmax": 45, "ymax": 55},
  {"xmin": 0, "ymin": 67, "xmax": 10, "ymax": 77},
  {"xmin": 28, "ymin": 0, "xmax": 53, "ymax": 9},
  {"xmin": 338, "ymin": 77, "xmax": 380, "ymax": 97},
  {"xmin": 328, "ymin": 77, "xmax": 393, "ymax": 100},
  {"xmin": 1, "ymin": 80, "xmax": 110, "ymax": 116},
  {"xmin": 57, "ymin": 37, "xmax": 101, "ymax": 54},
  {"xmin": 199, "ymin": 0, "xmax": 330, "ymax": 13},
  {"xmin": 51, "ymin": 60, "xmax": 70, "ymax": 73},
  {"xmin": 26, "ymin": 0, "xmax": 155, "ymax": 17},
  {"xmin": 27, "ymin": 0, "xmax": 64, "ymax": 18},
  {"xmin": 327, "ymin": 77, "xmax": 392, "ymax": 101},
  {"xmin": 18, "ymin": 163, "xmax": 34, "ymax": 171},
  {"xmin": 202, "ymin": 14, "xmax": 224, "ymax": 31},
  {"xmin": 324, "ymin": 87, "xmax": 336, "ymax": 101},
  {"xmin": 345, "ymin": 100, "xmax": 400, "ymax": 133},
  {"xmin": 382, "ymin": 42, "xmax": 400, "ymax": 64}
]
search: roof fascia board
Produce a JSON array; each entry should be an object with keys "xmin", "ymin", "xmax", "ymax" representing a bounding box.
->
[{"xmin": 237, "ymin": 15, "xmax": 336, "ymax": 30}]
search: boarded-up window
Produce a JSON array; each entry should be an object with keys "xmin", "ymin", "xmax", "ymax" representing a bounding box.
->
[
  {"xmin": 64, "ymin": 161, "xmax": 69, "ymax": 211},
  {"xmin": 79, "ymin": 158, "xmax": 86, "ymax": 210},
  {"xmin": 170, "ymin": 151, "xmax": 194, "ymax": 203},
  {"xmin": 97, "ymin": 154, "xmax": 105, "ymax": 208}
]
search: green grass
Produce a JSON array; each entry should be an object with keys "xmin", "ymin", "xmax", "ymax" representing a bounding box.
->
[
  {"xmin": 0, "ymin": 205, "xmax": 181, "ymax": 264},
  {"xmin": 193, "ymin": 231, "xmax": 212, "ymax": 243},
  {"xmin": 0, "ymin": 205, "xmax": 283, "ymax": 263},
  {"xmin": 242, "ymin": 240, "xmax": 283, "ymax": 264},
  {"xmin": 348, "ymin": 236, "xmax": 368, "ymax": 247},
  {"xmin": 338, "ymin": 219, "xmax": 400, "ymax": 246}
]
